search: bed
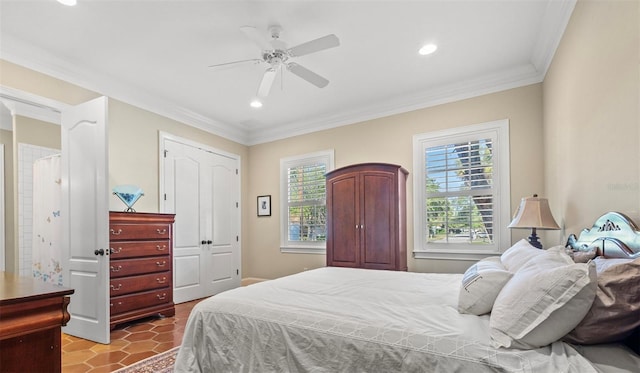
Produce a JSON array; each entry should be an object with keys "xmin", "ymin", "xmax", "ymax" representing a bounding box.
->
[{"xmin": 175, "ymin": 212, "xmax": 640, "ymax": 372}]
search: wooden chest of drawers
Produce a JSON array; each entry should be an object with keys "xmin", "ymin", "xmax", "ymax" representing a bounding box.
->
[
  {"xmin": 0, "ymin": 273, "xmax": 74, "ymax": 373},
  {"xmin": 109, "ymin": 211, "xmax": 175, "ymax": 329}
]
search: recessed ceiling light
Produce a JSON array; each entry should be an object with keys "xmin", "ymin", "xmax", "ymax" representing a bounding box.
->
[
  {"xmin": 57, "ymin": 0, "xmax": 77, "ymax": 6},
  {"xmin": 418, "ymin": 43, "xmax": 438, "ymax": 56},
  {"xmin": 250, "ymin": 99, "xmax": 263, "ymax": 108}
]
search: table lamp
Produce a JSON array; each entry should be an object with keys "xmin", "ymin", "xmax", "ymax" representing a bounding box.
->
[{"xmin": 508, "ymin": 194, "xmax": 560, "ymax": 249}]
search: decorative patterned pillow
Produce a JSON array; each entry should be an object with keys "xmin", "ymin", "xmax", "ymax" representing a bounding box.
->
[
  {"xmin": 564, "ymin": 257, "xmax": 640, "ymax": 344},
  {"xmin": 458, "ymin": 257, "xmax": 513, "ymax": 315},
  {"xmin": 490, "ymin": 249, "xmax": 597, "ymax": 349}
]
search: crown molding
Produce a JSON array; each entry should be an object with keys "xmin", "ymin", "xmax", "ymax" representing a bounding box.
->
[
  {"xmin": 531, "ymin": 0, "xmax": 576, "ymax": 74},
  {"xmin": 246, "ymin": 63, "xmax": 543, "ymax": 145},
  {"xmin": 0, "ymin": 85, "xmax": 69, "ymax": 125},
  {"xmin": 1, "ymin": 34, "xmax": 249, "ymax": 144}
]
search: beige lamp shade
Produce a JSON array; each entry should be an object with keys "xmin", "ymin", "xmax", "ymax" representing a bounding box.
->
[
  {"xmin": 508, "ymin": 194, "xmax": 559, "ymax": 249},
  {"xmin": 508, "ymin": 194, "xmax": 560, "ymax": 230}
]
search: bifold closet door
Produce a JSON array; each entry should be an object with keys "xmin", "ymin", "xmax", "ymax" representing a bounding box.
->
[{"xmin": 163, "ymin": 139, "xmax": 240, "ymax": 304}]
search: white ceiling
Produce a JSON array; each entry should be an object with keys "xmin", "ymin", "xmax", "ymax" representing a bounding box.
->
[{"xmin": 0, "ymin": 0, "xmax": 575, "ymax": 145}]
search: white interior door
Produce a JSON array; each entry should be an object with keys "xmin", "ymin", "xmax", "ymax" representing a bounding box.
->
[
  {"xmin": 204, "ymin": 154, "xmax": 240, "ymax": 295},
  {"xmin": 162, "ymin": 136, "xmax": 240, "ymax": 303},
  {"xmin": 61, "ymin": 96, "xmax": 110, "ymax": 344},
  {"xmin": 164, "ymin": 139, "xmax": 204, "ymax": 303}
]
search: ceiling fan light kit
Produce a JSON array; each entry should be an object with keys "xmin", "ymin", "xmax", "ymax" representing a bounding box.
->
[
  {"xmin": 419, "ymin": 43, "xmax": 438, "ymax": 55},
  {"xmin": 210, "ymin": 25, "xmax": 340, "ymax": 100}
]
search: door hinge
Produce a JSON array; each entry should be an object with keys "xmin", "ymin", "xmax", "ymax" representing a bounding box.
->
[
  {"xmin": 164, "ymin": 193, "xmax": 167, "ymax": 201},
  {"xmin": 236, "ymin": 169, "xmax": 238, "ymax": 175},
  {"xmin": 236, "ymin": 202, "xmax": 238, "ymax": 208},
  {"xmin": 164, "ymin": 149, "xmax": 168, "ymax": 158},
  {"xmin": 237, "ymin": 269, "xmax": 239, "ymax": 275},
  {"xmin": 236, "ymin": 236, "xmax": 239, "ymax": 242}
]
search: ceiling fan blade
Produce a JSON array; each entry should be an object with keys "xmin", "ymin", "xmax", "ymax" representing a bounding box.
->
[
  {"xmin": 287, "ymin": 62, "xmax": 329, "ymax": 88},
  {"xmin": 257, "ymin": 68, "xmax": 277, "ymax": 97},
  {"xmin": 240, "ymin": 26, "xmax": 272, "ymax": 51},
  {"xmin": 288, "ymin": 34, "xmax": 340, "ymax": 57},
  {"xmin": 208, "ymin": 58, "xmax": 262, "ymax": 69}
]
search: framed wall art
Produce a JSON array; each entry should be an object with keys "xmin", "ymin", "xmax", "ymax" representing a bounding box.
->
[{"xmin": 257, "ymin": 195, "xmax": 271, "ymax": 217}]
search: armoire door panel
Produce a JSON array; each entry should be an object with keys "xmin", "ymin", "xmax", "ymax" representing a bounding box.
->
[
  {"xmin": 362, "ymin": 173, "xmax": 395, "ymax": 267},
  {"xmin": 327, "ymin": 175, "xmax": 359, "ymax": 265}
]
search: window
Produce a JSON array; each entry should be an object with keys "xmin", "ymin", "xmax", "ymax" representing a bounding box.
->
[
  {"xmin": 413, "ymin": 119, "xmax": 510, "ymax": 260},
  {"xmin": 280, "ymin": 150, "xmax": 334, "ymax": 254}
]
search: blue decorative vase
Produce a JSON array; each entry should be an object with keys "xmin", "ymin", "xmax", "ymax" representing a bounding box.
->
[{"xmin": 113, "ymin": 185, "xmax": 144, "ymax": 212}]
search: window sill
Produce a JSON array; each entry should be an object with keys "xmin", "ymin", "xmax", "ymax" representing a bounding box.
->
[
  {"xmin": 413, "ymin": 250, "xmax": 500, "ymax": 261},
  {"xmin": 280, "ymin": 246, "xmax": 326, "ymax": 255}
]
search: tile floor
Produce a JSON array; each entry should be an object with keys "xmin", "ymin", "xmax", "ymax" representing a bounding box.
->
[{"xmin": 61, "ymin": 299, "xmax": 202, "ymax": 373}]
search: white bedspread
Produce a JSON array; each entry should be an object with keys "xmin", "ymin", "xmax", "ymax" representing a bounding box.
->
[{"xmin": 175, "ymin": 267, "xmax": 600, "ymax": 372}]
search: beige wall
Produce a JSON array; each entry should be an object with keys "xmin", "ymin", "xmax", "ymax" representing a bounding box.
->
[
  {"xmin": 248, "ymin": 84, "xmax": 544, "ymax": 279},
  {"xmin": 14, "ymin": 116, "xmax": 61, "ymax": 149},
  {"xmin": 0, "ymin": 59, "xmax": 544, "ymax": 279},
  {"xmin": 0, "ymin": 60, "xmax": 99, "ymax": 105},
  {"xmin": 0, "ymin": 60, "xmax": 250, "ymax": 274},
  {"xmin": 1, "ymin": 0, "xmax": 635, "ymax": 281},
  {"xmin": 107, "ymin": 99, "xmax": 249, "ymax": 213},
  {"xmin": 543, "ymin": 0, "xmax": 639, "ymax": 244}
]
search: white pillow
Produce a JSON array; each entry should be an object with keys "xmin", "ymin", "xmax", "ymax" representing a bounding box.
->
[
  {"xmin": 458, "ymin": 257, "xmax": 513, "ymax": 315},
  {"xmin": 500, "ymin": 239, "xmax": 544, "ymax": 272},
  {"xmin": 490, "ymin": 249, "xmax": 597, "ymax": 349}
]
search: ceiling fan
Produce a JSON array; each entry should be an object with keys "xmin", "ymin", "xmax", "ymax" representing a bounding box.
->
[{"xmin": 209, "ymin": 25, "xmax": 340, "ymax": 97}]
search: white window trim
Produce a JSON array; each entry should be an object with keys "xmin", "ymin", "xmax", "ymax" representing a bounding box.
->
[
  {"xmin": 412, "ymin": 119, "xmax": 511, "ymax": 260},
  {"xmin": 280, "ymin": 149, "xmax": 334, "ymax": 254}
]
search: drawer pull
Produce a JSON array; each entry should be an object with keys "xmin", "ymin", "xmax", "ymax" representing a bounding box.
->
[
  {"xmin": 157, "ymin": 293, "xmax": 167, "ymax": 300},
  {"xmin": 156, "ymin": 228, "xmax": 167, "ymax": 235},
  {"xmin": 156, "ymin": 261, "xmax": 167, "ymax": 267},
  {"xmin": 110, "ymin": 265, "xmax": 122, "ymax": 272},
  {"xmin": 110, "ymin": 228, "xmax": 123, "ymax": 236},
  {"xmin": 157, "ymin": 277, "xmax": 167, "ymax": 284},
  {"xmin": 110, "ymin": 247, "xmax": 122, "ymax": 254},
  {"xmin": 156, "ymin": 245, "xmax": 167, "ymax": 251},
  {"xmin": 111, "ymin": 284, "xmax": 122, "ymax": 291}
]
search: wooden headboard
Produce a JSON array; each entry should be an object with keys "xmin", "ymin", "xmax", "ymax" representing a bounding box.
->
[{"xmin": 565, "ymin": 212, "xmax": 640, "ymax": 259}]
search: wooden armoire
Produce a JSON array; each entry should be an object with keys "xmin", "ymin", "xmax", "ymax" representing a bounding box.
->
[{"xmin": 326, "ymin": 163, "xmax": 408, "ymax": 271}]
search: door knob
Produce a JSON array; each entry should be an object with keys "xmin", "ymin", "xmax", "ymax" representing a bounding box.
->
[
  {"xmin": 94, "ymin": 248, "xmax": 105, "ymax": 256},
  {"xmin": 201, "ymin": 240, "xmax": 207, "ymax": 245},
  {"xmin": 207, "ymin": 240, "xmax": 212, "ymax": 244}
]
